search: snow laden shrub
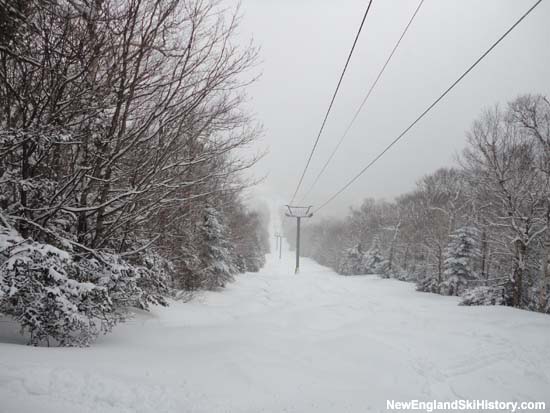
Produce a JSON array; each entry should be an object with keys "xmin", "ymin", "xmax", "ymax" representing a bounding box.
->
[
  {"xmin": 241, "ymin": 210, "xmax": 269, "ymax": 272},
  {"xmin": 416, "ymin": 274, "xmax": 441, "ymax": 294},
  {"xmin": 392, "ymin": 266, "xmax": 415, "ymax": 282},
  {"xmin": 174, "ymin": 244, "xmax": 203, "ymax": 291},
  {"xmin": 197, "ymin": 207, "xmax": 237, "ymax": 290},
  {"xmin": 337, "ymin": 242, "xmax": 389, "ymax": 276},
  {"xmin": 109, "ymin": 250, "xmax": 172, "ymax": 307},
  {"xmin": 233, "ymin": 253, "xmax": 247, "ymax": 274},
  {"xmin": 78, "ymin": 252, "xmax": 168, "ymax": 311},
  {"xmin": 232, "ymin": 234, "xmax": 265, "ymax": 273},
  {"xmin": 244, "ymin": 251, "xmax": 266, "ymax": 273},
  {"xmin": 0, "ymin": 231, "xmax": 116, "ymax": 346},
  {"xmin": 0, "ymin": 229, "xmax": 169, "ymax": 346},
  {"xmin": 337, "ymin": 244, "xmax": 365, "ymax": 275},
  {"xmin": 460, "ymin": 286, "xmax": 506, "ymax": 306},
  {"xmin": 135, "ymin": 252, "xmax": 172, "ymax": 306},
  {"xmin": 227, "ymin": 206, "xmax": 269, "ymax": 274},
  {"xmin": 362, "ymin": 241, "xmax": 390, "ymax": 278},
  {"xmin": 235, "ymin": 248, "xmax": 265, "ymax": 273},
  {"xmin": 441, "ymin": 226, "xmax": 480, "ymax": 296}
]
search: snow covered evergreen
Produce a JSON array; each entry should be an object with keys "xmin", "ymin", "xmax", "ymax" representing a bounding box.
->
[
  {"xmin": 1, "ymin": 229, "xmax": 132, "ymax": 346},
  {"xmin": 337, "ymin": 241, "xmax": 389, "ymax": 276},
  {"xmin": 337, "ymin": 244, "xmax": 363, "ymax": 275},
  {"xmin": 362, "ymin": 239, "xmax": 390, "ymax": 278},
  {"xmin": 460, "ymin": 286, "xmax": 506, "ymax": 306},
  {"xmin": 197, "ymin": 208, "xmax": 237, "ymax": 290},
  {"xmin": 441, "ymin": 226, "xmax": 480, "ymax": 296}
]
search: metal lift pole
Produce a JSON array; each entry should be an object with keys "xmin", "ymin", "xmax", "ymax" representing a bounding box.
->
[{"xmin": 285, "ymin": 205, "xmax": 313, "ymax": 274}]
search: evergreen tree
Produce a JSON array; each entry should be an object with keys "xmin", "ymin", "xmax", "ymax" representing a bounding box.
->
[
  {"xmin": 460, "ymin": 286, "xmax": 506, "ymax": 306},
  {"xmin": 337, "ymin": 244, "xmax": 365, "ymax": 275},
  {"xmin": 337, "ymin": 240, "xmax": 390, "ymax": 276},
  {"xmin": 416, "ymin": 274, "xmax": 441, "ymax": 294},
  {"xmin": 442, "ymin": 226, "xmax": 480, "ymax": 296},
  {"xmin": 227, "ymin": 207, "xmax": 268, "ymax": 273},
  {"xmin": 362, "ymin": 238, "xmax": 390, "ymax": 277},
  {"xmin": 197, "ymin": 207, "xmax": 236, "ymax": 290}
]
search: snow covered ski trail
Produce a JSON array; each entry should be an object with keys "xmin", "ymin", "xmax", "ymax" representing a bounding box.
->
[{"xmin": 1, "ymin": 212, "xmax": 550, "ymax": 412}]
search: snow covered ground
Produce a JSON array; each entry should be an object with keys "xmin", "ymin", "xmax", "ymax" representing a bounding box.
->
[{"xmin": 1, "ymin": 226, "xmax": 550, "ymax": 412}]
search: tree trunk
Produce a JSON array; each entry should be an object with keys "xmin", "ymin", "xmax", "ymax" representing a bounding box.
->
[
  {"xmin": 388, "ymin": 222, "xmax": 401, "ymax": 272},
  {"xmin": 403, "ymin": 243, "xmax": 410, "ymax": 271},
  {"xmin": 512, "ymin": 240, "xmax": 527, "ymax": 308},
  {"xmin": 480, "ymin": 228, "xmax": 488, "ymax": 280},
  {"xmin": 540, "ymin": 208, "xmax": 550, "ymax": 311},
  {"xmin": 437, "ymin": 244, "xmax": 443, "ymax": 284}
]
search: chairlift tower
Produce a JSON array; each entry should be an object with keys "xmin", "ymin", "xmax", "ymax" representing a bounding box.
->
[
  {"xmin": 285, "ymin": 205, "xmax": 313, "ymax": 274},
  {"xmin": 274, "ymin": 232, "xmax": 283, "ymax": 259}
]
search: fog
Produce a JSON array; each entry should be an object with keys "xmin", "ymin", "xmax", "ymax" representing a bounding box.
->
[{"xmin": 235, "ymin": 0, "xmax": 550, "ymax": 216}]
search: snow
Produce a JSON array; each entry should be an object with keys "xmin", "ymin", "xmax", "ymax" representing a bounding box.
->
[{"xmin": 1, "ymin": 218, "xmax": 550, "ymax": 412}]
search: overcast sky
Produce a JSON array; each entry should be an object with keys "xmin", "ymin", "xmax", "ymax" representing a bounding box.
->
[{"xmin": 234, "ymin": 0, "xmax": 550, "ymax": 217}]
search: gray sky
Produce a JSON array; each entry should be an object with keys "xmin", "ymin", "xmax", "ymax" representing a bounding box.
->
[{"xmin": 236, "ymin": 0, "xmax": 550, "ymax": 217}]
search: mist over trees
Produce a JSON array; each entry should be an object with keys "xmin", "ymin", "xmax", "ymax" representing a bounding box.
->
[
  {"xmin": 287, "ymin": 95, "xmax": 550, "ymax": 313},
  {"xmin": 0, "ymin": 0, "xmax": 270, "ymax": 346}
]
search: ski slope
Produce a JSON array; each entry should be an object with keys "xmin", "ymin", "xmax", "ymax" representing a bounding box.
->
[{"xmin": 1, "ymin": 229, "xmax": 550, "ymax": 412}]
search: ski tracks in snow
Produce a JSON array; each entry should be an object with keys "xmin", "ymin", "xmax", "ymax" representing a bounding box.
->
[{"xmin": 0, "ymin": 362, "xmax": 179, "ymax": 413}]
